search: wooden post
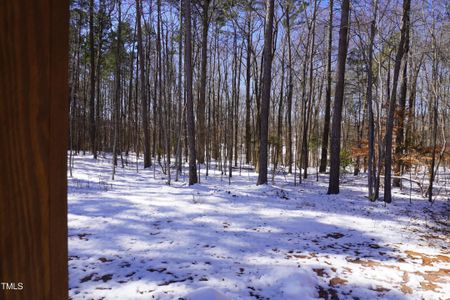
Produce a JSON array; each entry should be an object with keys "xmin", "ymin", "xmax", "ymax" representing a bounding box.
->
[{"xmin": 0, "ymin": 0, "xmax": 69, "ymax": 299}]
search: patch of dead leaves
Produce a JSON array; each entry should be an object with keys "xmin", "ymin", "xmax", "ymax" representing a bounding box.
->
[
  {"xmin": 313, "ymin": 268, "xmax": 327, "ymax": 277},
  {"xmin": 420, "ymin": 281, "xmax": 440, "ymax": 291},
  {"xmin": 329, "ymin": 277, "xmax": 348, "ymax": 286},
  {"xmin": 404, "ymin": 250, "xmax": 450, "ymax": 266},
  {"xmin": 345, "ymin": 257, "xmax": 381, "ymax": 268},
  {"xmin": 400, "ymin": 284, "xmax": 413, "ymax": 294}
]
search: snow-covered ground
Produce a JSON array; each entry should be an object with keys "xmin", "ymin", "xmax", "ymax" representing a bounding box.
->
[{"xmin": 68, "ymin": 154, "xmax": 449, "ymax": 300}]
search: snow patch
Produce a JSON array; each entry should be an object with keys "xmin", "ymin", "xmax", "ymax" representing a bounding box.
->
[{"xmin": 184, "ymin": 287, "xmax": 231, "ymax": 300}]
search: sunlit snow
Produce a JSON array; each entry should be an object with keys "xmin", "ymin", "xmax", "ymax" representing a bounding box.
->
[{"xmin": 68, "ymin": 154, "xmax": 449, "ymax": 299}]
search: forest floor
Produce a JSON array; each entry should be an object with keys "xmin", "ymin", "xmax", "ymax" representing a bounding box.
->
[{"xmin": 68, "ymin": 154, "xmax": 449, "ymax": 300}]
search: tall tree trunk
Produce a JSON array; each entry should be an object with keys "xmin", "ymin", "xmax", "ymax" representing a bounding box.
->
[
  {"xmin": 393, "ymin": 20, "xmax": 410, "ymax": 188},
  {"xmin": 112, "ymin": 0, "xmax": 121, "ymax": 179},
  {"xmin": 184, "ymin": 0, "xmax": 198, "ymax": 185},
  {"xmin": 163, "ymin": 23, "xmax": 172, "ymax": 183},
  {"xmin": 228, "ymin": 41, "xmax": 234, "ymax": 180},
  {"xmin": 393, "ymin": 60, "xmax": 408, "ymax": 187},
  {"xmin": 257, "ymin": 0, "xmax": 275, "ymax": 185},
  {"xmin": 298, "ymin": 25, "xmax": 311, "ymax": 184},
  {"xmin": 327, "ymin": 0, "xmax": 350, "ymax": 194},
  {"xmin": 428, "ymin": 34, "xmax": 438, "ymax": 202},
  {"xmin": 383, "ymin": 0, "xmax": 410, "ymax": 203},
  {"xmin": 301, "ymin": 0, "xmax": 317, "ymax": 179},
  {"xmin": 428, "ymin": 85, "xmax": 438, "ymax": 202},
  {"xmin": 156, "ymin": 0, "xmax": 163, "ymax": 163},
  {"xmin": 234, "ymin": 43, "xmax": 242, "ymax": 167},
  {"xmin": 198, "ymin": 0, "xmax": 210, "ymax": 164},
  {"xmin": 366, "ymin": 0, "xmax": 378, "ymax": 200},
  {"xmin": 319, "ymin": 0, "xmax": 333, "ymax": 173},
  {"xmin": 253, "ymin": 52, "xmax": 262, "ymax": 171},
  {"xmin": 245, "ymin": 9, "xmax": 252, "ymax": 165},
  {"xmin": 285, "ymin": 3, "xmax": 293, "ymax": 174},
  {"xmin": 126, "ymin": 24, "xmax": 136, "ymax": 157},
  {"xmin": 136, "ymin": 0, "xmax": 150, "ymax": 168},
  {"xmin": 273, "ymin": 41, "xmax": 285, "ymax": 182},
  {"xmin": 175, "ymin": 0, "xmax": 183, "ymax": 181},
  {"xmin": 89, "ymin": 0, "xmax": 97, "ymax": 159},
  {"xmin": 229, "ymin": 27, "xmax": 238, "ymax": 176},
  {"xmin": 94, "ymin": 0, "xmax": 109, "ymax": 157},
  {"xmin": 405, "ymin": 56, "xmax": 422, "ymax": 149}
]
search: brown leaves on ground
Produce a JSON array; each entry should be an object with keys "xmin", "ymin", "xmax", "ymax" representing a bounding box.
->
[
  {"xmin": 399, "ymin": 271, "xmax": 413, "ymax": 294},
  {"xmin": 422, "ymin": 268, "xmax": 450, "ymax": 283},
  {"xmin": 342, "ymin": 250, "xmax": 449, "ymax": 294},
  {"xmin": 397, "ymin": 251, "xmax": 449, "ymax": 293},
  {"xmin": 318, "ymin": 286, "xmax": 339, "ymax": 300},
  {"xmin": 287, "ymin": 247, "xmax": 448, "ymax": 297},
  {"xmin": 420, "ymin": 281, "xmax": 440, "ymax": 291},
  {"xmin": 412, "ymin": 268, "xmax": 450, "ymax": 292},
  {"xmin": 329, "ymin": 277, "xmax": 348, "ymax": 286},
  {"xmin": 400, "ymin": 284, "xmax": 413, "ymax": 294},
  {"xmin": 345, "ymin": 257, "xmax": 383, "ymax": 268},
  {"xmin": 405, "ymin": 250, "xmax": 450, "ymax": 266},
  {"xmin": 313, "ymin": 268, "xmax": 328, "ymax": 277}
]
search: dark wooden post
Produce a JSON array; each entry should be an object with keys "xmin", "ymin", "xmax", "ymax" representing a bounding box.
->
[{"xmin": 0, "ymin": 0, "xmax": 69, "ymax": 299}]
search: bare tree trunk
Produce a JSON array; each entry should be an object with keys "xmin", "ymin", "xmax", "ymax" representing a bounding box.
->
[
  {"xmin": 298, "ymin": 25, "xmax": 311, "ymax": 184},
  {"xmin": 69, "ymin": 12, "xmax": 82, "ymax": 176},
  {"xmin": 375, "ymin": 53, "xmax": 389, "ymax": 200},
  {"xmin": 405, "ymin": 56, "xmax": 423, "ymax": 149},
  {"xmin": 301, "ymin": 0, "xmax": 317, "ymax": 179},
  {"xmin": 175, "ymin": 0, "xmax": 183, "ymax": 181},
  {"xmin": 383, "ymin": 0, "xmax": 410, "ymax": 203},
  {"xmin": 94, "ymin": 1, "xmax": 109, "ymax": 157},
  {"xmin": 245, "ymin": 9, "xmax": 252, "ymax": 165},
  {"xmin": 229, "ymin": 41, "xmax": 234, "ymax": 181},
  {"xmin": 393, "ymin": 21, "xmax": 410, "ymax": 188},
  {"xmin": 161, "ymin": 18, "xmax": 170, "ymax": 181},
  {"xmin": 327, "ymin": 0, "xmax": 350, "ymax": 195},
  {"xmin": 273, "ymin": 41, "xmax": 285, "ymax": 182},
  {"xmin": 156, "ymin": 0, "xmax": 163, "ymax": 163},
  {"xmin": 136, "ymin": 0, "xmax": 150, "ymax": 168},
  {"xmin": 126, "ymin": 23, "xmax": 136, "ymax": 157},
  {"xmin": 234, "ymin": 43, "xmax": 242, "ymax": 167},
  {"xmin": 184, "ymin": 0, "xmax": 198, "ymax": 185},
  {"xmin": 257, "ymin": 0, "xmax": 275, "ymax": 185},
  {"xmin": 285, "ymin": 3, "xmax": 293, "ymax": 174},
  {"xmin": 253, "ymin": 52, "xmax": 262, "ymax": 171},
  {"xmin": 112, "ymin": 0, "xmax": 121, "ymax": 180},
  {"xmin": 319, "ymin": 0, "xmax": 333, "ymax": 173},
  {"xmin": 428, "ymin": 35, "xmax": 438, "ymax": 202},
  {"xmin": 197, "ymin": 0, "xmax": 210, "ymax": 164},
  {"xmin": 89, "ymin": 0, "xmax": 97, "ymax": 159},
  {"xmin": 366, "ymin": 0, "xmax": 378, "ymax": 200},
  {"xmin": 428, "ymin": 88, "xmax": 438, "ymax": 202}
]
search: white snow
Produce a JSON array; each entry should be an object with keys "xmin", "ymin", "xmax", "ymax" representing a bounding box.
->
[
  {"xmin": 185, "ymin": 287, "xmax": 231, "ymax": 300},
  {"xmin": 68, "ymin": 154, "xmax": 450, "ymax": 299}
]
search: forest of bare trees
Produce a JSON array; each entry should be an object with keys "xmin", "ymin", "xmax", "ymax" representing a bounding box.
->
[{"xmin": 69, "ymin": 0, "xmax": 450, "ymax": 202}]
